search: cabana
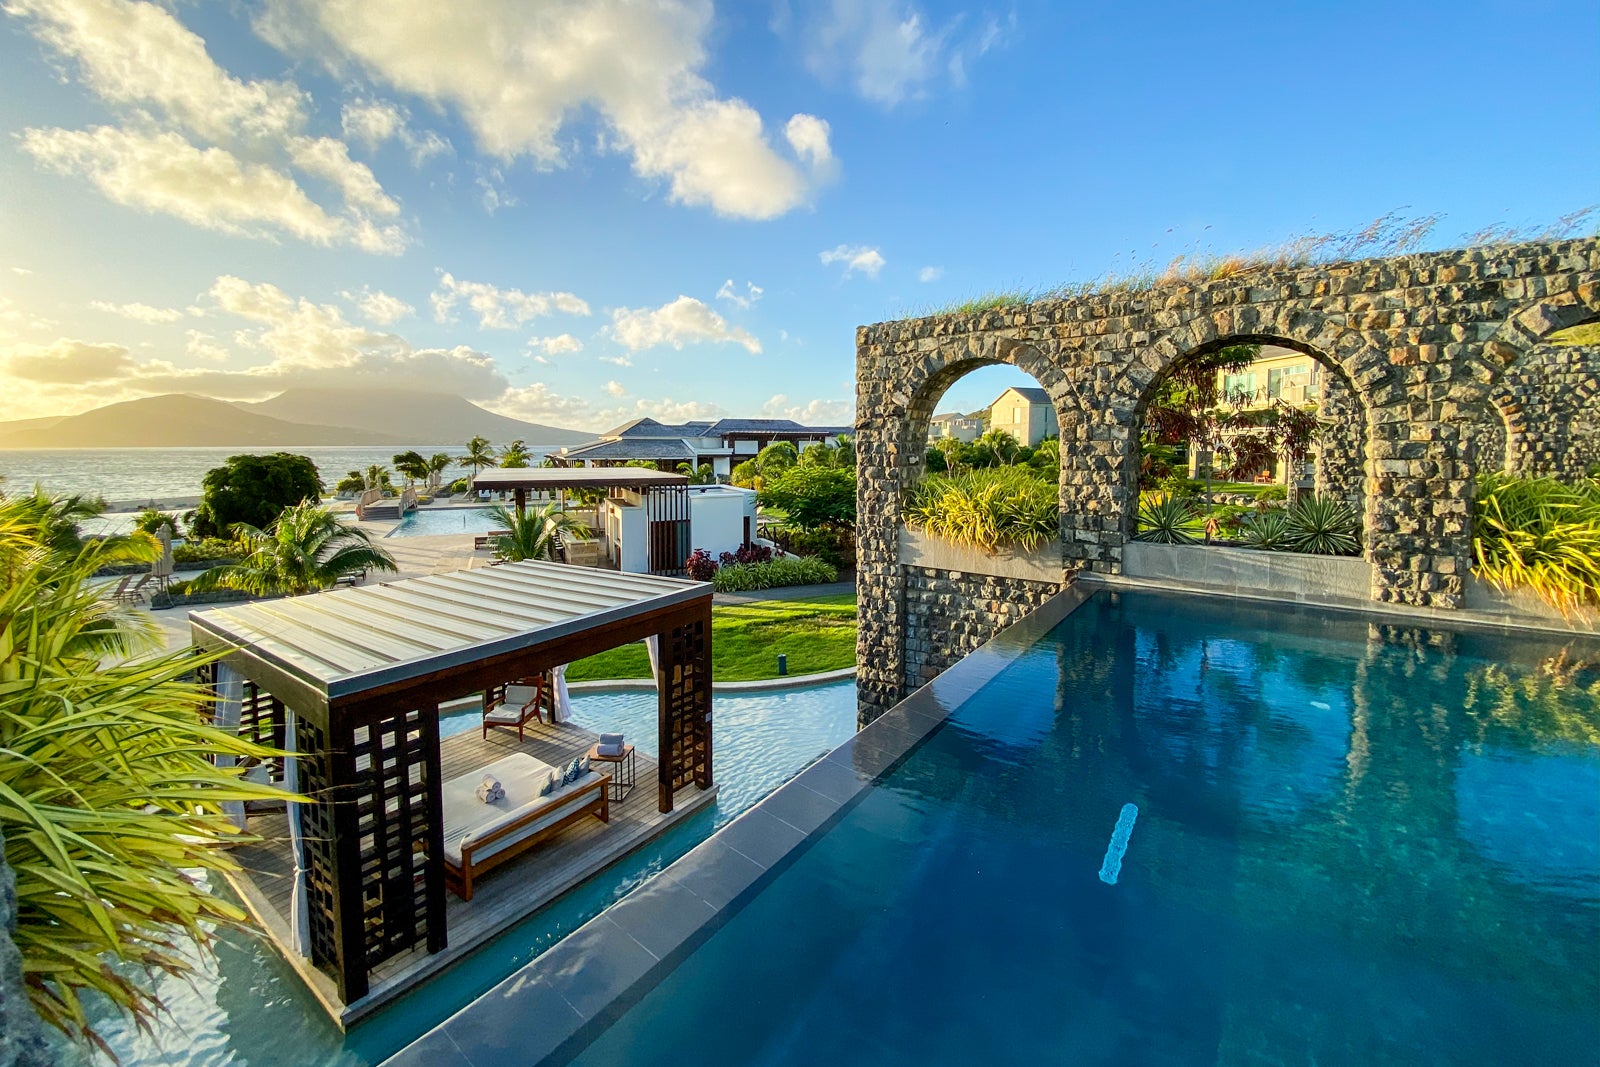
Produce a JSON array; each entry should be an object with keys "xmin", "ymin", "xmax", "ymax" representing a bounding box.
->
[{"xmin": 189, "ymin": 560, "xmax": 713, "ymax": 1020}]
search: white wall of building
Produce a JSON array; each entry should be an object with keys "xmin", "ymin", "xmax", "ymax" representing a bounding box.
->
[
  {"xmin": 688, "ymin": 486, "xmax": 757, "ymax": 557},
  {"xmin": 603, "ymin": 500, "xmax": 650, "ymax": 573}
]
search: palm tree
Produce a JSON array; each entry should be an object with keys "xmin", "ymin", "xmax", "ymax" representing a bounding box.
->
[
  {"xmin": 487, "ymin": 502, "xmax": 592, "ymax": 562},
  {"xmin": 0, "ymin": 494, "xmax": 284, "ymax": 1050},
  {"xmin": 4, "ymin": 485, "xmax": 107, "ymax": 558},
  {"xmin": 977, "ymin": 428, "xmax": 1022, "ymax": 465},
  {"xmin": 188, "ymin": 502, "xmax": 397, "ymax": 597},
  {"xmin": 392, "ymin": 450, "xmax": 430, "ymax": 489},
  {"xmin": 499, "ymin": 439, "xmax": 532, "ymax": 468},
  {"xmin": 427, "ymin": 452, "xmax": 453, "ymax": 490},
  {"xmin": 459, "ymin": 435, "xmax": 495, "ymax": 479},
  {"xmin": 363, "ymin": 464, "xmax": 393, "ymax": 494}
]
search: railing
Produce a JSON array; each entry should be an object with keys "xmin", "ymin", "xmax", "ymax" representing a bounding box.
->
[{"xmin": 355, "ymin": 487, "xmax": 383, "ymax": 519}]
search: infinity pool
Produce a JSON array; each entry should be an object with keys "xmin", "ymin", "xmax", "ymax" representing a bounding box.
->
[
  {"xmin": 570, "ymin": 590, "xmax": 1600, "ymax": 1066},
  {"xmin": 85, "ymin": 682, "xmax": 858, "ymax": 1066},
  {"xmin": 385, "ymin": 507, "xmax": 502, "ymax": 537}
]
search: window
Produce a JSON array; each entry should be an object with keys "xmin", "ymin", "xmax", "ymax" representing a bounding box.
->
[{"xmin": 1012, "ymin": 408, "xmax": 1022, "ymax": 424}]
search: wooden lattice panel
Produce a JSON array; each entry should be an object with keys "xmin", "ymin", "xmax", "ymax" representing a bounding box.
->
[
  {"xmin": 662, "ymin": 617, "xmax": 712, "ymax": 794},
  {"xmin": 293, "ymin": 717, "xmax": 342, "ymax": 978},
  {"xmin": 239, "ymin": 680, "xmax": 287, "ymax": 784},
  {"xmin": 349, "ymin": 707, "xmax": 439, "ymax": 971}
]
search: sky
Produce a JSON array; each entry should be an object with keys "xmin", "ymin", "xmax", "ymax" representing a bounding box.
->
[{"xmin": 0, "ymin": 0, "xmax": 1595, "ymax": 432}]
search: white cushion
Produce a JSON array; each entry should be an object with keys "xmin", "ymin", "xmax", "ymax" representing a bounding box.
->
[
  {"xmin": 439, "ymin": 753, "xmax": 601, "ymax": 866},
  {"xmin": 483, "ymin": 705, "xmax": 529, "ymax": 725},
  {"xmin": 504, "ymin": 684, "xmax": 540, "ymax": 705}
]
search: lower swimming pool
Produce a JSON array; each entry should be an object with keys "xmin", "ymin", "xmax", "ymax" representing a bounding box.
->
[
  {"xmin": 563, "ymin": 589, "xmax": 1599, "ymax": 1066},
  {"xmin": 83, "ymin": 682, "xmax": 858, "ymax": 1067},
  {"xmin": 385, "ymin": 507, "xmax": 502, "ymax": 537}
]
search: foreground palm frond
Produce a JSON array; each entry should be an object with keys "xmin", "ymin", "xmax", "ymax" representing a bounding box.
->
[
  {"xmin": 0, "ymin": 501, "xmax": 289, "ymax": 1055},
  {"xmin": 488, "ymin": 502, "xmax": 594, "ymax": 562},
  {"xmin": 1473, "ymin": 474, "xmax": 1600, "ymax": 615},
  {"xmin": 904, "ymin": 467, "xmax": 1058, "ymax": 553},
  {"xmin": 188, "ymin": 501, "xmax": 396, "ymax": 597}
]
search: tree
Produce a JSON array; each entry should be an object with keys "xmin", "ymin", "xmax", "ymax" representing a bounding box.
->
[
  {"xmin": 335, "ymin": 469, "xmax": 366, "ymax": 495},
  {"xmin": 1, "ymin": 486, "xmax": 105, "ymax": 558},
  {"xmin": 676, "ymin": 462, "xmax": 714, "ymax": 484},
  {"xmin": 757, "ymin": 466, "xmax": 856, "ymax": 529},
  {"xmin": 190, "ymin": 453, "xmax": 321, "ymax": 540},
  {"xmin": 0, "ymin": 494, "xmax": 283, "ymax": 1053},
  {"xmin": 188, "ymin": 502, "xmax": 397, "ymax": 597},
  {"xmin": 730, "ymin": 459, "xmax": 759, "ymax": 487},
  {"xmin": 427, "ymin": 452, "xmax": 454, "ymax": 490},
  {"xmin": 924, "ymin": 446, "xmax": 949, "ymax": 474},
  {"xmin": 755, "ymin": 441, "xmax": 799, "ymax": 474},
  {"xmin": 364, "ymin": 464, "xmax": 393, "ymax": 493},
  {"xmin": 132, "ymin": 507, "xmax": 180, "ymax": 537},
  {"xmin": 459, "ymin": 435, "xmax": 495, "ymax": 479},
  {"xmin": 392, "ymin": 450, "xmax": 430, "ymax": 488},
  {"xmin": 487, "ymin": 502, "xmax": 592, "ymax": 562},
  {"xmin": 499, "ymin": 440, "xmax": 532, "ymax": 468},
  {"xmin": 976, "ymin": 428, "xmax": 1021, "ymax": 465}
]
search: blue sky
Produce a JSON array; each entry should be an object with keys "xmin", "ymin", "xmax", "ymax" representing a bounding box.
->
[{"xmin": 0, "ymin": 0, "xmax": 1594, "ymax": 431}]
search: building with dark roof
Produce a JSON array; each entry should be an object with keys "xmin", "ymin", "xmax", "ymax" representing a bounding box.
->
[
  {"xmin": 988, "ymin": 386, "xmax": 1059, "ymax": 446},
  {"xmin": 554, "ymin": 417, "xmax": 853, "ymax": 478}
]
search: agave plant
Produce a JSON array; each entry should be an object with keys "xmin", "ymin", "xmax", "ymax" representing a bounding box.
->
[
  {"xmin": 489, "ymin": 502, "xmax": 594, "ymax": 562},
  {"xmin": 188, "ymin": 501, "xmax": 396, "ymax": 597},
  {"xmin": 1240, "ymin": 508, "xmax": 1293, "ymax": 550},
  {"xmin": 1285, "ymin": 493, "xmax": 1361, "ymax": 555},
  {"xmin": 0, "ymin": 495, "xmax": 287, "ymax": 1053},
  {"xmin": 903, "ymin": 467, "xmax": 1057, "ymax": 552},
  {"xmin": 1134, "ymin": 492, "xmax": 1201, "ymax": 544},
  {"xmin": 1473, "ymin": 474, "xmax": 1600, "ymax": 614}
]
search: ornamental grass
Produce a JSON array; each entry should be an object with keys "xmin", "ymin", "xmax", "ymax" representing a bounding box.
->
[
  {"xmin": 904, "ymin": 467, "xmax": 1058, "ymax": 553},
  {"xmin": 1473, "ymin": 474, "xmax": 1600, "ymax": 615}
]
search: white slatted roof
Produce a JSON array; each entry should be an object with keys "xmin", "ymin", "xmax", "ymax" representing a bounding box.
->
[{"xmin": 190, "ymin": 560, "xmax": 707, "ymax": 702}]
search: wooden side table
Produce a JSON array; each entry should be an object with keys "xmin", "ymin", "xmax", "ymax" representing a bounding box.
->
[{"xmin": 586, "ymin": 743, "xmax": 636, "ymax": 803}]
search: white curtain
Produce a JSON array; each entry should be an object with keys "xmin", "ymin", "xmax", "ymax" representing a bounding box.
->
[
  {"xmin": 551, "ymin": 665, "xmax": 572, "ymax": 724},
  {"xmin": 645, "ymin": 635, "xmax": 661, "ymax": 692},
  {"xmin": 282, "ymin": 711, "xmax": 311, "ymax": 958},
  {"xmin": 214, "ymin": 664, "xmax": 246, "ymax": 830}
]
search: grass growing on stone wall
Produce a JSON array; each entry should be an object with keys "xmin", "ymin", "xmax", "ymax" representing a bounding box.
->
[
  {"xmin": 915, "ymin": 208, "xmax": 1597, "ymax": 319},
  {"xmin": 1548, "ymin": 321, "xmax": 1600, "ymax": 346}
]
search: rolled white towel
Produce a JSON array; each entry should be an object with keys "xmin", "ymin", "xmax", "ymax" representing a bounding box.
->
[
  {"xmin": 598, "ymin": 732, "xmax": 625, "ymax": 756},
  {"xmin": 475, "ymin": 774, "xmax": 504, "ymax": 804}
]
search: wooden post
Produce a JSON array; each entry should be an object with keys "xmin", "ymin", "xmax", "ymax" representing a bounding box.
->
[
  {"xmin": 327, "ymin": 719, "xmax": 369, "ymax": 1004},
  {"xmin": 514, "ymin": 487, "xmax": 527, "ymax": 515},
  {"xmin": 655, "ymin": 599, "xmax": 713, "ymax": 813}
]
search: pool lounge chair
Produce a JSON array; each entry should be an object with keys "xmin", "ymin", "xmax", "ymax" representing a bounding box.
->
[
  {"xmin": 482, "ymin": 679, "xmax": 544, "ymax": 741},
  {"xmin": 440, "ymin": 752, "xmax": 610, "ymax": 900},
  {"xmin": 113, "ymin": 574, "xmax": 152, "ymax": 603}
]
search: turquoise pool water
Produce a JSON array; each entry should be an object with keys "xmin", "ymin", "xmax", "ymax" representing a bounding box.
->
[
  {"xmin": 84, "ymin": 682, "xmax": 857, "ymax": 1066},
  {"xmin": 385, "ymin": 507, "xmax": 501, "ymax": 537},
  {"xmin": 571, "ymin": 590, "xmax": 1600, "ymax": 1066}
]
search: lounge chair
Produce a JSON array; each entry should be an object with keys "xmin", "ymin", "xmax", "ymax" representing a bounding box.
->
[
  {"xmin": 440, "ymin": 752, "xmax": 610, "ymax": 900},
  {"xmin": 105, "ymin": 575, "xmax": 133, "ymax": 602},
  {"xmin": 113, "ymin": 574, "xmax": 152, "ymax": 603},
  {"xmin": 482, "ymin": 678, "xmax": 544, "ymax": 741}
]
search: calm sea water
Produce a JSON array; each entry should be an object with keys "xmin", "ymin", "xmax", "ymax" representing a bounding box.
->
[
  {"xmin": 81, "ymin": 681, "xmax": 858, "ymax": 1067},
  {"xmin": 573, "ymin": 590, "xmax": 1600, "ymax": 1066},
  {"xmin": 0, "ymin": 445, "xmax": 561, "ymax": 507}
]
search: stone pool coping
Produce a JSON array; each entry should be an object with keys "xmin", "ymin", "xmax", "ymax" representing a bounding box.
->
[{"xmin": 383, "ymin": 585, "xmax": 1096, "ymax": 1067}]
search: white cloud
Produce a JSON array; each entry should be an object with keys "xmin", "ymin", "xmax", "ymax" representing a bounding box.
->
[
  {"xmin": 0, "ymin": 296, "xmax": 55, "ymax": 342},
  {"xmin": 530, "ymin": 354, "xmax": 552, "ymax": 366},
  {"xmin": 762, "ymin": 393, "xmax": 855, "ymax": 426},
  {"xmin": 820, "ymin": 243, "xmax": 886, "ymax": 279},
  {"xmin": 474, "ymin": 165, "xmax": 518, "ymax": 214},
  {"xmin": 341, "ymin": 96, "xmax": 452, "ymax": 164},
  {"xmin": 715, "ymin": 279, "xmax": 763, "ymax": 310},
  {"xmin": 10, "ymin": 267, "xmax": 33, "ymax": 276},
  {"xmin": 184, "ymin": 329, "xmax": 229, "ymax": 362},
  {"xmin": 431, "ymin": 272, "xmax": 590, "ymax": 330},
  {"xmin": 603, "ymin": 380, "xmax": 626, "ymax": 398},
  {"xmin": 798, "ymin": 1, "xmax": 1008, "ymax": 107},
  {"xmin": 345, "ymin": 287, "xmax": 415, "ymax": 325},
  {"xmin": 90, "ymin": 299, "xmax": 184, "ymax": 323},
  {"xmin": 610, "ymin": 296, "xmax": 761, "ymax": 354},
  {"xmin": 8, "ymin": 0, "xmax": 408, "ymax": 253},
  {"xmin": 599, "ymin": 354, "xmax": 632, "ymax": 367},
  {"xmin": 3, "ymin": 337, "xmax": 134, "ymax": 382},
  {"xmin": 917, "ymin": 265, "xmax": 943, "ymax": 283},
  {"xmin": 491, "ymin": 381, "xmax": 595, "ymax": 427},
  {"xmin": 528, "ymin": 333, "xmax": 584, "ymax": 355},
  {"xmin": 255, "ymin": 0, "xmax": 836, "ymax": 219}
]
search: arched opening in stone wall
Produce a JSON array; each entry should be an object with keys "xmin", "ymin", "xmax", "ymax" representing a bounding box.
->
[
  {"xmin": 1127, "ymin": 336, "xmax": 1370, "ymax": 557},
  {"xmin": 903, "ymin": 361, "xmax": 1067, "ymax": 558},
  {"xmin": 1476, "ymin": 317, "xmax": 1600, "ymax": 480}
]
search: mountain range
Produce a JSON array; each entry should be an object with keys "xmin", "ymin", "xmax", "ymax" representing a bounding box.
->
[{"xmin": 0, "ymin": 389, "xmax": 592, "ymax": 449}]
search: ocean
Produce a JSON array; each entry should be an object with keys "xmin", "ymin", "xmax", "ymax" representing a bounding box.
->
[{"xmin": 0, "ymin": 444, "xmax": 563, "ymax": 509}]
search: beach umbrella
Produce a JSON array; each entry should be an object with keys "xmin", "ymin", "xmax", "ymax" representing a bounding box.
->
[{"xmin": 152, "ymin": 522, "xmax": 175, "ymax": 587}]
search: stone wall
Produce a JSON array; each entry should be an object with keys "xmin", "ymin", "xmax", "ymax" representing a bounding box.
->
[
  {"xmin": 856, "ymin": 239, "xmax": 1600, "ymax": 720},
  {"xmin": 1476, "ymin": 339, "xmax": 1600, "ymax": 478},
  {"xmin": 902, "ymin": 567, "xmax": 1062, "ymax": 694}
]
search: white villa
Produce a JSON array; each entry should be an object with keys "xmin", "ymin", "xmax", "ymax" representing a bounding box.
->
[
  {"xmin": 928, "ymin": 412, "xmax": 983, "ymax": 443},
  {"xmin": 988, "ymin": 387, "xmax": 1059, "ymax": 447},
  {"xmin": 553, "ymin": 418, "xmax": 852, "ymax": 480}
]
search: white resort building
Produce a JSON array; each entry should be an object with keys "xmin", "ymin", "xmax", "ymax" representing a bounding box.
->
[{"xmin": 552, "ymin": 417, "xmax": 852, "ymax": 479}]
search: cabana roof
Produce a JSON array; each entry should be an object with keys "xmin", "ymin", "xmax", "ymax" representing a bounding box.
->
[
  {"xmin": 472, "ymin": 467, "xmax": 688, "ymax": 491},
  {"xmin": 190, "ymin": 560, "xmax": 707, "ymax": 713}
]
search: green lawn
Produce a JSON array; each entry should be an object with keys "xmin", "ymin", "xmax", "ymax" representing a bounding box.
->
[{"xmin": 565, "ymin": 593, "xmax": 858, "ymax": 683}]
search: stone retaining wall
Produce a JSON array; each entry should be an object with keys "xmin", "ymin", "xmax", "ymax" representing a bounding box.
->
[
  {"xmin": 856, "ymin": 238, "xmax": 1600, "ymax": 720},
  {"xmin": 902, "ymin": 567, "xmax": 1062, "ymax": 694}
]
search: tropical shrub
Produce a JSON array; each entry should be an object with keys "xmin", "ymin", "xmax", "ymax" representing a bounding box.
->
[
  {"xmin": 710, "ymin": 556, "xmax": 838, "ymax": 593},
  {"xmin": 190, "ymin": 453, "xmax": 322, "ymax": 539},
  {"xmin": 767, "ymin": 524, "xmax": 855, "ymax": 568},
  {"xmin": 448, "ymin": 477, "xmax": 470, "ymax": 495},
  {"xmin": 719, "ymin": 544, "xmax": 773, "ymax": 566},
  {"xmin": 171, "ymin": 537, "xmax": 241, "ymax": 565},
  {"xmin": 685, "ymin": 549, "xmax": 718, "ymax": 582},
  {"xmin": 1473, "ymin": 474, "xmax": 1600, "ymax": 614},
  {"xmin": 904, "ymin": 467, "xmax": 1057, "ymax": 552},
  {"xmin": 757, "ymin": 466, "xmax": 856, "ymax": 530},
  {"xmin": 1134, "ymin": 493, "xmax": 1201, "ymax": 544},
  {"xmin": 188, "ymin": 502, "xmax": 396, "ymax": 596},
  {"xmin": 1239, "ymin": 509, "xmax": 1293, "ymax": 550},
  {"xmin": 132, "ymin": 507, "xmax": 181, "ymax": 537},
  {"xmin": 729, "ymin": 460, "xmax": 760, "ymax": 487},
  {"xmin": 0, "ymin": 494, "xmax": 285, "ymax": 1052},
  {"xmin": 1285, "ymin": 493, "xmax": 1361, "ymax": 555},
  {"xmin": 488, "ymin": 502, "xmax": 591, "ymax": 563}
]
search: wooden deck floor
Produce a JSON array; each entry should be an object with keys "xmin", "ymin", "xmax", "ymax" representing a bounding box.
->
[{"xmin": 226, "ymin": 717, "xmax": 716, "ymax": 1028}]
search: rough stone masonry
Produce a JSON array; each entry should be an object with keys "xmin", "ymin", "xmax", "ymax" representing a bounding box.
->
[{"xmin": 855, "ymin": 238, "xmax": 1600, "ymax": 722}]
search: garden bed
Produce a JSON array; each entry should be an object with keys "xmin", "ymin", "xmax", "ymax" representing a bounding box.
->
[{"xmin": 897, "ymin": 527, "xmax": 1065, "ymax": 583}]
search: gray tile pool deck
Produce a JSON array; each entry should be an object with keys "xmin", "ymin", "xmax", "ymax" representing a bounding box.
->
[{"xmin": 382, "ymin": 584, "xmax": 1096, "ymax": 1067}]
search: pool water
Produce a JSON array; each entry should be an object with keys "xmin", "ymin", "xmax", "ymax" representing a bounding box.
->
[
  {"xmin": 572, "ymin": 590, "xmax": 1600, "ymax": 1066},
  {"xmin": 386, "ymin": 508, "xmax": 502, "ymax": 537},
  {"xmin": 84, "ymin": 682, "xmax": 858, "ymax": 1066}
]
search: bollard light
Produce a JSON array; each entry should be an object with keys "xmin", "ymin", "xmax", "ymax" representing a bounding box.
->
[{"xmin": 777, "ymin": 653, "xmax": 788, "ymax": 676}]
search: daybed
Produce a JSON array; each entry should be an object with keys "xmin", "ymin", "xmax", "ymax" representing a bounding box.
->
[{"xmin": 440, "ymin": 752, "xmax": 609, "ymax": 900}]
